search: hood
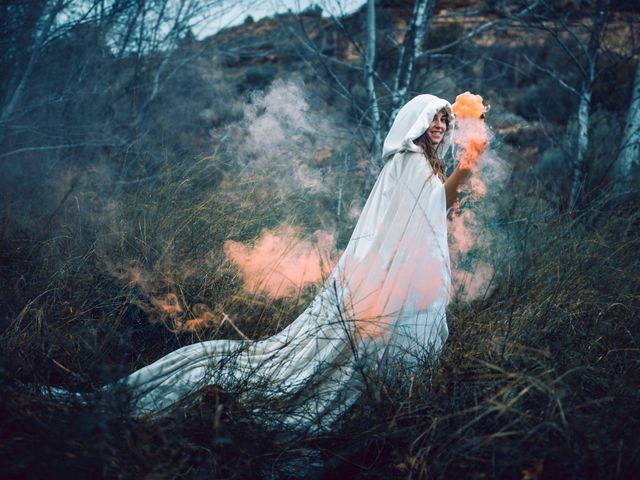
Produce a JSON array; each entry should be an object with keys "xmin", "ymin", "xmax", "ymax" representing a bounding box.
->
[{"xmin": 382, "ymin": 94, "xmax": 455, "ymax": 162}]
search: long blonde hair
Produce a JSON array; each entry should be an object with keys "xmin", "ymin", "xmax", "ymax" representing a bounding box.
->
[{"xmin": 412, "ymin": 109, "xmax": 450, "ymax": 183}]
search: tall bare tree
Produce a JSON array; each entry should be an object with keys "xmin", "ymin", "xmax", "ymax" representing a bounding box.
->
[
  {"xmin": 0, "ymin": 0, "xmax": 66, "ymax": 124},
  {"xmin": 0, "ymin": 0, "xmax": 237, "ymax": 156},
  {"xmin": 388, "ymin": 0, "xmax": 434, "ymax": 124},
  {"xmin": 519, "ymin": 0, "xmax": 611, "ymax": 209},
  {"xmin": 616, "ymin": 60, "xmax": 640, "ymax": 180},
  {"xmin": 365, "ymin": 0, "xmax": 381, "ymax": 163}
]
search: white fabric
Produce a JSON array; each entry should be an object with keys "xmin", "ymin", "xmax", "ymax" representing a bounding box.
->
[
  {"xmin": 382, "ymin": 94, "xmax": 455, "ymax": 162},
  {"xmin": 51, "ymin": 95, "xmax": 454, "ymax": 435}
]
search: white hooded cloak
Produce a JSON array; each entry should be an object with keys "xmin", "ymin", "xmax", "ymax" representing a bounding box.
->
[{"xmin": 52, "ymin": 94, "xmax": 456, "ymax": 435}]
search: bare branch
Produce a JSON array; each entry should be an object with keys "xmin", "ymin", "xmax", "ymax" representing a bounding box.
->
[
  {"xmin": 523, "ymin": 54, "xmax": 580, "ymax": 96},
  {"xmin": 426, "ymin": 17, "xmax": 502, "ymax": 55},
  {"xmin": 0, "ymin": 143, "xmax": 118, "ymax": 160}
]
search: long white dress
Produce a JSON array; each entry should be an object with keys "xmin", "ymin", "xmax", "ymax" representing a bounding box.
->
[{"xmin": 55, "ymin": 94, "xmax": 455, "ymax": 436}]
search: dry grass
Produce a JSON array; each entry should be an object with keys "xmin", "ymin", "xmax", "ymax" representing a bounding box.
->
[{"xmin": 1, "ymin": 154, "xmax": 639, "ymax": 479}]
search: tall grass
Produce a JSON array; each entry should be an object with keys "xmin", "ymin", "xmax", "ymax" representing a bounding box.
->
[{"xmin": 1, "ymin": 151, "xmax": 638, "ymax": 479}]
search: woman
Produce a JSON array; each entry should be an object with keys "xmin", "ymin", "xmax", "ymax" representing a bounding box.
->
[{"xmin": 50, "ymin": 94, "xmax": 483, "ymax": 436}]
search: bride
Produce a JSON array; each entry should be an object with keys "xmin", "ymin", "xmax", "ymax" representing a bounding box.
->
[{"xmin": 48, "ymin": 93, "xmax": 486, "ymax": 436}]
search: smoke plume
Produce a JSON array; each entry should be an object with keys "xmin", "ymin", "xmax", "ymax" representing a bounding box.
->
[{"xmin": 224, "ymin": 224, "xmax": 336, "ymax": 298}]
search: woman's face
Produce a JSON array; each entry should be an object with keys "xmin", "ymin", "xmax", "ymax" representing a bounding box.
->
[{"xmin": 427, "ymin": 110, "xmax": 448, "ymax": 145}]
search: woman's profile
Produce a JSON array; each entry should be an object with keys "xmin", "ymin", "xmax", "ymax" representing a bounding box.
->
[{"xmin": 46, "ymin": 93, "xmax": 487, "ymax": 436}]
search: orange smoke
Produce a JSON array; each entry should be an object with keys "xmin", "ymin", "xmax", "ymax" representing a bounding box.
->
[
  {"xmin": 336, "ymin": 230, "xmax": 448, "ymax": 340},
  {"xmin": 185, "ymin": 303, "xmax": 219, "ymax": 331},
  {"xmin": 224, "ymin": 225, "xmax": 336, "ymax": 298},
  {"xmin": 448, "ymin": 207, "xmax": 475, "ymax": 256},
  {"xmin": 452, "ymin": 91, "xmax": 489, "ymax": 170},
  {"xmin": 150, "ymin": 294, "xmax": 223, "ymax": 332},
  {"xmin": 150, "ymin": 292, "xmax": 184, "ymax": 330},
  {"xmin": 452, "ymin": 261, "xmax": 494, "ymax": 302},
  {"xmin": 346, "ymin": 255, "xmax": 445, "ymax": 340},
  {"xmin": 151, "ymin": 292, "xmax": 182, "ymax": 317},
  {"xmin": 106, "ymin": 258, "xmax": 224, "ymax": 332},
  {"xmin": 448, "ymin": 92, "xmax": 498, "ymax": 302},
  {"xmin": 452, "ymin": 91, "xmax": 488, "ymax": 120},
  {"xmin": 448, "ymin": 209, "xmax": 496, "ymax": 302}
]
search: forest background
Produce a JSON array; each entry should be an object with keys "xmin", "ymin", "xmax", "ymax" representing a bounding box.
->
[{"xmin": 1, "ymin": 0, "xmax": 639, "ymax": 478}]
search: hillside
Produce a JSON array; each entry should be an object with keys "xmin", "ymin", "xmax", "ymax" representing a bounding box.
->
[{"xmin": 1, "ymin": 0, "xmax": 639, "ymax": 478}]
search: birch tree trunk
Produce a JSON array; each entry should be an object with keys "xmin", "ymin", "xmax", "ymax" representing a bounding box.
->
[
  {"xmin": 570, "ymin": 86, "xmax": 592, "ymax": 208},
  {"xmin": 568, "ymin": 0, "xmax": 609, "ymax": 209},
  {"xmin": 365, "ymin": 0, "xmax": 382, "ymax": 170},
  {"xmin": 0, "ymin": 0, "xmax": 65, "ymax": 124},
  {"xmin": 389, "ymin": 0, "xmax": 433, "ymax": 127},
  {"xmin": 616, "ymin": 61, "xmax": 640, "ymax": 180}
]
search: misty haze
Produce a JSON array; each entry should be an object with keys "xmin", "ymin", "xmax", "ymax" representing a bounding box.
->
[{"xmin": 1, "ymin": 0, "xmax": 639, "ymax": 478}]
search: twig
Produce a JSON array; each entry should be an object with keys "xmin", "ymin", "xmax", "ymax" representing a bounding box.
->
[
  {"xmin": 50, "ymin": 357, "xmax": 73, "ymax": 374},
  {"xmin": 219, "ymin": 310, "xmax": 251, "ymax": 342}
]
